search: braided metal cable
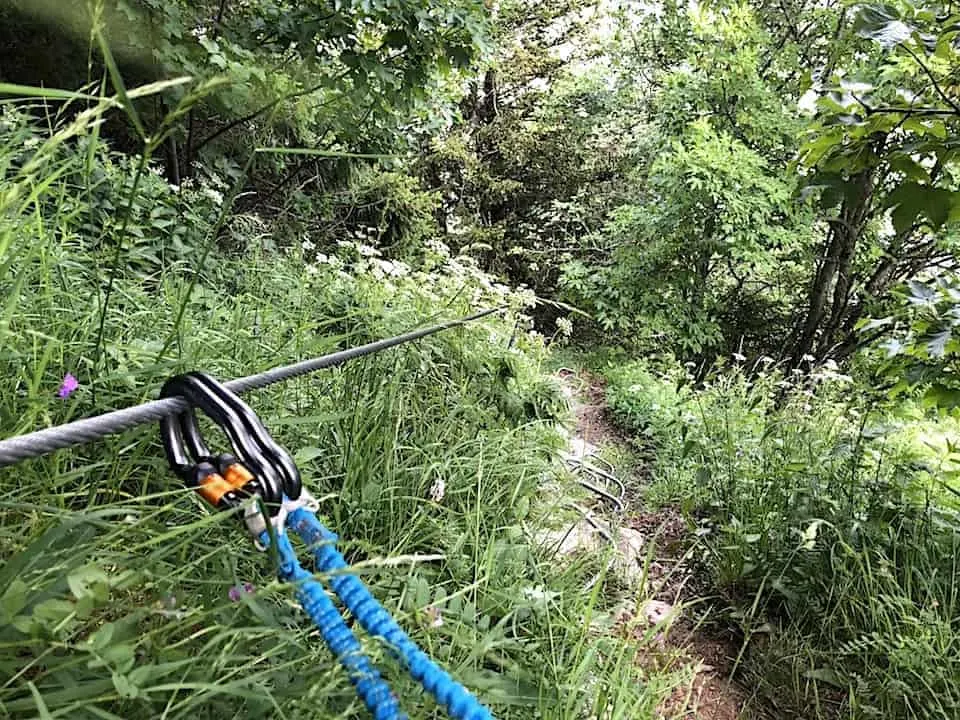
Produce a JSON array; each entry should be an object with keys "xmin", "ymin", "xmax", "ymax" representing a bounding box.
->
[{"xmin": 0, "ymin": 307, "xmax": 504, "ymax": 468}]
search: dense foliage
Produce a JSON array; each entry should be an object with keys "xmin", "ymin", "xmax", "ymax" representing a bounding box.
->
[
  {"xmin": 606, "ymin": 357, "xmax": 960, "ymax": 717},
  {"xmin": 3, "ymin": 0, "xmax": 960, "ymax": 718}
]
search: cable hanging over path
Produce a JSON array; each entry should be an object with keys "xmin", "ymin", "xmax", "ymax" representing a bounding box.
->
[{"xmin": 0, "ymin": 307, "xmax": 504, "ymax": 468}]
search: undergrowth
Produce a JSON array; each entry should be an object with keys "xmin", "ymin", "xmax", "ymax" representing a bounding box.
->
[
  {"xmin": 0, "ymin": 101, "xmax": 681, "ymax": 717},
  {"xmin": 605, "ymin": 357, "xmax": 960, "ymax": 720}
]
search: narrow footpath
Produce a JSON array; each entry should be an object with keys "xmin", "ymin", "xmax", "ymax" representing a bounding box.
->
[{"xmin": 555, "ymin": 367, "xmax": 753, "ymax": 720}]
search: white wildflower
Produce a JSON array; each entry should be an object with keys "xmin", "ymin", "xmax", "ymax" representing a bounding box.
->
[
  {"xmin": 301, "ymin": 238, "xmax": 316, "ymax": 251},
  {"xmin": 425, "ymin": 238, "xmax": 450, "ymax": 256},
  {"xmin": 374, "ymin": 259, "xmax": 406, "ymax": 277},
  {"xmin": 202, "ymin": 187, "xmax": 224, "ymax": 204},
  {"xmin": 357, "ymin": 243, "xmax": 379, "ymax": 257},
  {"xmin": 315, "ymin": 253, "xmax": 329, "ymax": 264},
  {"xmin": 522, "ymin": 586, "xmax": 560, "ymax": 603},
  {"xmin": 429, "ymin": 477, "xmax": 445, "ymax": 502},
  {"xmin": 556, "ymin": 316, "xmax": 573, "ymax": 338}
]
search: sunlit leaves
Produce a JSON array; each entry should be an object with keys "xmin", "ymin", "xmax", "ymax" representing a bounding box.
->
[{"xmin": 853, "ymin": 4, "xmax": 916, "ymax": 48}]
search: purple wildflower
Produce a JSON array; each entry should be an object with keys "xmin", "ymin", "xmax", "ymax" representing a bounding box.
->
[
  {"xmin": 229, "ymin": 583, "xmax": 255, "ymax": 602},
  {"xmin": 57, "ymin": 373, "xmax": 79, "ymax": 399}
]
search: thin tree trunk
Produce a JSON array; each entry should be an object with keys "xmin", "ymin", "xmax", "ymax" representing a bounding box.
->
[
  {"xmin": 791, "ymin": 228, "xmax": 842, "ymax": 363},
  {"xmin": 817, "ymin": 170, "xmax": 874, "ymax": 356},
  {"xmin": 791, "ymin": 168, "xmax": 873, "ymax": 365}
]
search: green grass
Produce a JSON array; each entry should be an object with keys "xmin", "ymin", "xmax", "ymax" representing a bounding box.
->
[
  {"xmin": 0, "ymin": 96, "xmax": 688, "ymax": 718},
  {"xmin": 603, "ymin": 356, "xmax": 960, "ymax": 720}
]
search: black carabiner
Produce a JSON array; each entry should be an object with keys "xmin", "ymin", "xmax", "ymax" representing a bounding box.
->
[
  {"xmin": 160, "ymin": 372, "xmax": 301, "ymax": 517},
  {"xmin": 180, "ymin": 372, "xmax": 301, "ymax": 501}
]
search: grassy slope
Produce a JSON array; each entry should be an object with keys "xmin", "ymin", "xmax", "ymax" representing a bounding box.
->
[
  {"xmin": 0, "ymin": 109, "xmax": 689, "ymax": 718},
  {"xmin": 600, "ymin": 355, "xmax": 960, "ymax": 720}
]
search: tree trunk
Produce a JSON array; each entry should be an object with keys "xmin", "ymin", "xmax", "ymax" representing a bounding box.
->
[
  {"xmin": 790, "ymin": 168, "xmax": 874, "ymax": 365},
  {"xmin": 816, "ymin": 170, "xmax": 874, "ymax": 357}
]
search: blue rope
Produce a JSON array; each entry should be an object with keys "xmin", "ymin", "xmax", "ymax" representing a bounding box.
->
[
  {"xmin": 288, "ymin": 507, "xmax": 494, "ymax": 720},
  {"xmin": 262, "ymin": 529, "xmax": 406, "ymax": 720}
]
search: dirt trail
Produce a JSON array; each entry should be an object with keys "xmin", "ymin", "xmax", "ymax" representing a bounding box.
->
[{"xmin": 556, "ymin": 368, "xmax": 752, "ymax": 720}]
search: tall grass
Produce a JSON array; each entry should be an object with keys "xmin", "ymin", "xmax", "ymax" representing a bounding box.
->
[
  {"xmin": 0, "ymin": 94, "xmax": 684, "ymax": 718},
  {"xmin": 606, "ymin": 357, "xmax": 960, "ymax": 719}
]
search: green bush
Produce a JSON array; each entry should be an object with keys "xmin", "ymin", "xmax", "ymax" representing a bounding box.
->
[{"xmin": 604, "ymin": 359, "xmax": 690, "ymax": 447}]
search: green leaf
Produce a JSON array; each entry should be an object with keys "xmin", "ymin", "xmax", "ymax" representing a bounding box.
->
[
  {"xmin": 907, "ymin": 279, "xmax": 937, "ymax": 305},
  {"xmin": 94, "ymin": 24, "xmax": 145, "ymax": 140},
  {"xmin": 881, "ymin": 337, "xmax": 904, "ymax": 357},
  {"xmin": 89, "ymin": 642, "xmax": 136, "ymax": 673},
  {"xmin": 927, "ymin": 329, "xmax": 952, "ymax": 358},
  {"xmin": 294, "ymin": 447, "xmax": 325, "ymax": 463},
  {"xmin": 0, "ymin": 83, "xmax": 109, "ymax": 103},
  {"xmin": 889, "ymin": 154, "xmax": 930, "ymax": 183},
  {"xmin": 859, "ymin": 316, "xmax": 893, "ymax": 331},
  {"xmin": 126, "ymin": 77, "xmax": 193, "ymax": 99},
  {"xmin": 923, "ymin": 384, "xmax": 960, "ymax": 409},
  {"xmin": 33, "ymin": 598, "xmax": 75, "ymax": 627},
  {"xmin": 0, "ymin": 578, "xmax": 29, "ymax": 623},
  {"xmin": 885, "ymin": 182, "xmax": 959, "ymax": 233},
  {"xmin": 382, "ymin": 29, "xmax": 408, "ymax": 49},
  {"xmin": 804, "ymin": 667, "xmax": 845, "ymax": 688},
  {"xmin": 112, "ymin": 672, "xmax": 140, "ymax": 699},
  {"xmin": 67, "ymin": 565, "xmax": 110, "ymax": 602},
  {"xmin": 27, "ymin": 682, "xmax": 54, "ymax": 720},
  {"xmin": 854, "ymin": 5, "xmax": 914, "ymax": 48}
]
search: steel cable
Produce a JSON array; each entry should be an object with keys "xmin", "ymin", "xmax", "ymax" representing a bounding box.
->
[{"xmin": 0, "ymin": 307, "xmax": 504, "ymax": 467}]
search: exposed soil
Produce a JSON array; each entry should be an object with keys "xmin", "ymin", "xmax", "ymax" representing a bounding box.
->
[
  {"xmin": 556, "ymin": 367, "xmax": 628, "ymax": 448},
  {"xmin": 558, "ymin": 367, "xmax": 753, "ymax": 720}
]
